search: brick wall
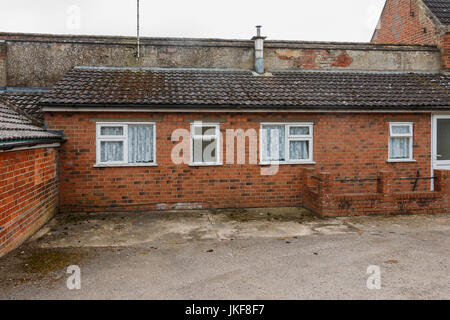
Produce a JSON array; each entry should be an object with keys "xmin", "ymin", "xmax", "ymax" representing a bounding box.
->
[
  {"xmin": 302, "ymin": 169, "xmax": 450, "ymax": 216},
  {"xmin": 438, "ymin": 33, "xmax": 450, "ymax": 70},
  {"xmin": 0, "ymin": 147, "xmax": 59, "ymax": 257},
  {"xmin": 372, "ymin": 0, "xmax": 439, "ymax": 45},
  {"xmin": 45, "ymin": 111, "xmax": 433, "ymax": 213}
]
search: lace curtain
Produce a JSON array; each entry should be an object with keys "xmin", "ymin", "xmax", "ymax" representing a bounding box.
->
[
  {"xmin": 262, "ymin": 126, "xmax": 285, "ymax": 161},
  {"xmin": 128, "ymin": 125, "xmax": 154, "ymax": 163},
  {"xmin": 100, "ymin": 141, "xmax": 124, "ymax": 162},
  {"xmin": 289, "ymin": 141, "xmax": 309, "ymax": 160},
  {"xmin": 390, "ymin": 137, "xmax": 410, "ymax": 159}
]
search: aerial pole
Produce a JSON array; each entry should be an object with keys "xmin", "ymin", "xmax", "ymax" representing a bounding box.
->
[{"xmin": 136, "ymin": 0, "xmax": 140, "ymax": 61}]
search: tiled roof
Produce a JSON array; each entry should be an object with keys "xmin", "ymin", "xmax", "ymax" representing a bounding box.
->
[
  {"xmin": 0, "ymin": 100, "xmax": 61, "ymax": 146},
  {"xmin": 41, "ymin": 67, "xmax": 450, "ymax": 110},
  {"xmin": 423, "ymin": 0, "xmax": 450, "ymax": 25},
  {"xmin": 0, "ymin": 90, "xmax": 46, "ymax": 121}
]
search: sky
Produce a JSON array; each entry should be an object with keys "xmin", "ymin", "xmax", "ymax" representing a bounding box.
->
[{"xmin": 0, "ymin": 0, "xmax": 386, "ymax": 42}]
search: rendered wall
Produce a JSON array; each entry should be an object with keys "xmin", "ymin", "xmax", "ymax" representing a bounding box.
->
[{"xmin": 0, "ymin": 33, "xmax": 442, "ymax": 87}]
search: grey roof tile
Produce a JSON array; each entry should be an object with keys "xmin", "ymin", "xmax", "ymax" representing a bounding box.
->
[
  {"xmin": 41, "ymin": 67, "xmax": 450, "ymax": 110},
  {"xmin": 423, "ymin": 0, "xmax": 450, "ymax": 25},
  {"xmin": 0, "ymin": 101, "xmax": 60, "ymax": 144},
  {"xmin": 0, "ymin": 90, "xmax": 46, "ymax": 121}
]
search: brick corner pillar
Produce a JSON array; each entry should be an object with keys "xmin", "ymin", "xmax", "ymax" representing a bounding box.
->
[
  {"xmin": 318, "ymin": 172, "xmax": 333, "ymax": 216},
  {"xmin": 434, "ymin": 170, "xmax": 450, "ymax": 212},
  {"xmin": 434, "ymin": 170, "xmax": 449, "ymax": 193},
  {"xmin": 377, "ymin": 171, "xmax": 394, "ymax": 195}
]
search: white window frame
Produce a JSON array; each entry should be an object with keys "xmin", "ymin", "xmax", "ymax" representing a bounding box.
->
[
  {"xmin": 388, "ymin": 122, "xmax": 414, "ymax": 162},
  {"xmin": 259, "ymin": 122, "xmax": 314, "ymax": 165},
  {"xmin": 95, "ymin": 122, "xmax": 157, "ymax": 167},
  {"xmin": 189, "ymin": 122, "xmax": 222, "ymax": 166}
]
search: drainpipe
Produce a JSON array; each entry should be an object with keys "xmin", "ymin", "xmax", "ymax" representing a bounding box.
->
[{"xmin": 252, "ymin": 26, "xmax": 266, "ymax": 74}]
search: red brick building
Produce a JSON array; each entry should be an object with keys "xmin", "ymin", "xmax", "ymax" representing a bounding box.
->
[
  {"xmin": 0, "ymin": 13, "xmax": 449, "ymax": 257},
  {"xmin": 372, "ymin": 0, "xmax": 450, "ymax": 70},
  {"xmin": 40, "ymin": 67, "xmax": 450, "ymax": 217}
]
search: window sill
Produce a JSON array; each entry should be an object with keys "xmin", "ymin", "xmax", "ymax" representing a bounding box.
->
[
  {"xmin": 259, "ymin": 161, "xmax": 316, "ymax": 165},
  {"xmin": 94, "ymin": 163, "xmax": 158, "ymax": 167},
  {"xmin": 386, "ymin": 159, "xmax": 416, "ymax": 163},
  {"xmin": 189, "ymin": 163, "xmax": 223, "ymax": 167}
]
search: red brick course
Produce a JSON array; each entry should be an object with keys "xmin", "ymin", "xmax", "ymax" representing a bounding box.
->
[
  {"xmin": 45, "ymin": 111, "xmax": 435, "ymax": 213},
  {"xmin": 0, "ymin": 147, "xmax": 59, "ymax": 257}
]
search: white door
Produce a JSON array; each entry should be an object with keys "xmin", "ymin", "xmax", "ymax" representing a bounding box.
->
[{"xmin": 432, "ymin": 115, "xmax": 450, "ymax": 170}]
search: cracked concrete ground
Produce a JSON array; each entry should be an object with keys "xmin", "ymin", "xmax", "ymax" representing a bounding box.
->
[{"xmin": 0, "ymin": 208, "xmax": 449, "ymax": 299}]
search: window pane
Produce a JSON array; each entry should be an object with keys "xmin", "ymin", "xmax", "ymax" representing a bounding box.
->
[
  {"xmin": 391, "ymin": 125, "xmax": 410, "ymax": 135},
  {"xmin": 101, "ymin": 126, "xmax": 123, "ymax": 136},
  {"xmin": 437, "ymin": 119, "xmax": 450, "ymax": 161},
  {"xmin": 289, "ymin": 141, "xmax": 309, "ymax": 160},
  {"xmin": 100, "ymin": 141, "xmax": 124, "ymax": 162},
  {"xmin": 262, "ymin": 125, "xmax": 285, "ymax": 161},
  {"xmin": 128, "ymin": 125, "xmax": 154, "ymax": 163},
  {"xmin": 194, "ymin": 126, "xmax": 216, "ymax": 136},
  {"xmin": 389, "ymin": 137, "xmax": 410, "ymax": 159},
  {"xmin": 193, "ymin": 138, "xmax": 217, "ymax": 163},
  {"xmin": 289, "ymin": 126, "xmax": 309, "ymax": 136}
]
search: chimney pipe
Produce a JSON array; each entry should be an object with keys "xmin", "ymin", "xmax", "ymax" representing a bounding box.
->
[{"xmin": 252, "ymin": 25, "xmax": 266, "ymax": 74}]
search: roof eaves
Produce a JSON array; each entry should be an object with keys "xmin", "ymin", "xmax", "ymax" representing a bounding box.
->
[
  {"xmin": 0, "ymin": 137, "xmax": 63, "ymax": 151},
  {"xmin": 40, "ymin": 103, "xmax": 450, "ymax": 111}
]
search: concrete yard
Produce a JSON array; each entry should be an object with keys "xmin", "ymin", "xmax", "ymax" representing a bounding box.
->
[{"xmin": 0, "ymin": 208, "xmax": 449, "ymax": 299}]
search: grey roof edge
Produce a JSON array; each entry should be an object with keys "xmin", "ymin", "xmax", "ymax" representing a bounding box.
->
[
  {"xmin": 0, "ymin": 87, "xmax": 51, "ymax": 93},
  {"xmin": 72, "ymin": 66, "xmax": 448, "ymax": 75},
  {"xmin": 268, "ymin": 69, "xmax": 449, "ymax": 75},
  {"xmin": 40, "ymin": 103, "xmax": 450, "ymax": 110},
  {"xmin": 74, "ymin": 66, "xmax": 253, "ymax": 72}
]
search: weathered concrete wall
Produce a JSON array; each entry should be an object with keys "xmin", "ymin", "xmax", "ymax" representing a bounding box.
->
[
  {"xmin": 0, "ymin": 41, "xmax": 6, "ymax": 87},
  {"xmin": 0, "ymin": 33, "xmax": 442, "ymax": 88}
]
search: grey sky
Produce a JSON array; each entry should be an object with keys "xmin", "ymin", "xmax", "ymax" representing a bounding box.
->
[{"xmin": 0, "ymin": 0, "xmax": 386, "ymax": 42}]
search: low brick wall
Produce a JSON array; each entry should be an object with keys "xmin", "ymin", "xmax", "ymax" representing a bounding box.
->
[
  {"xmin": 0, "ymin": 146, "xmax": 59, "ymax": 257},
  {"xmin": 303, "ymin": 168, "xmax": 450, "ymax": 216}
]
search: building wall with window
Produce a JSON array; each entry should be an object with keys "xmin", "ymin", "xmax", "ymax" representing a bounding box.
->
[{"xmin": 45, "ymin": 111, "xmax": 432, "ymax": 212}]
